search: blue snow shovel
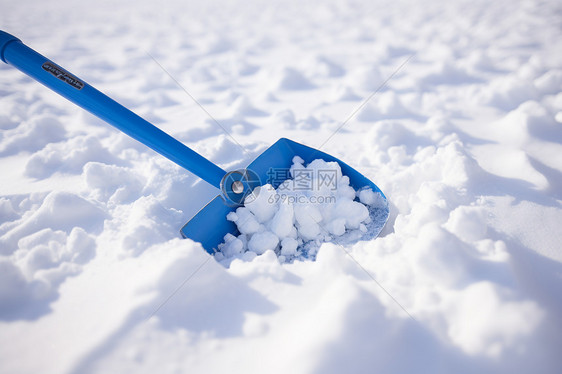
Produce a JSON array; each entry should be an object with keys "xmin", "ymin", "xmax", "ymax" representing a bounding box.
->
[{"xmin": 0, "ymin": 30, "xmax": 388, "ymax": 253}]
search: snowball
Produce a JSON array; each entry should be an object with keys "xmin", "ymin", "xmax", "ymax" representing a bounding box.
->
[
  {"xmin": 296, "ymin": 219, "xmax": 321, "ymax": 241},
  {"xmin": 227, "ymin": 207, "xmax": 260, "ymax": 235},
  {"xmin": 244, "ymin": 186, "xmax": 278, "ymax": 223},
  {"xmin": 359, "ymin": 188, "xmax": 385, "ymax": 207},
  {"xmin": 221, "ymin": 234, "xmax": 245, "ymax": 257},
  {"xmin": 335, "ymin": 199, "xmax": 369, "ymax": 230},
  {"xmin": 248, "ymin": 231, "xmax": 279, "ymax": 255},
  {"xmin": 326, "ymin": 218, "xmax": 346, "ymax": 236},
  {"xmin": 269, "ymin": 202, "xmax": 294, "ymax": 238},
  {"xmin": 280, "ymin": 237, "xmax": 298, "ymax": 256}
]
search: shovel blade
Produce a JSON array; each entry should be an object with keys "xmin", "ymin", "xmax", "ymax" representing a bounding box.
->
[{"xmin": 180, "ymin": 138, "xmax": 389, "ymax": 253}]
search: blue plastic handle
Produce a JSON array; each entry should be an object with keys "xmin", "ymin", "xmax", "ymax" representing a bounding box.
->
[{"xmin": 0, "ymin": 30, "xmax": 226, "ymax": 188}]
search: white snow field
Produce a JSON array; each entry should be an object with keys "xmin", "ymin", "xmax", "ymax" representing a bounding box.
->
[{"xmin": 1, "ymin": 0, "xmax": 562, "ymax": 373}]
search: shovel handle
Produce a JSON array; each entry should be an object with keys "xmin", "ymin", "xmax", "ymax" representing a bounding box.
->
[{"xmin": 0, "ymin": 30, "xmax": 226, "ymax": 188}]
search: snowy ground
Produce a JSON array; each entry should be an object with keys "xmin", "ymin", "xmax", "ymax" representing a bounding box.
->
[{"xmin": 1, "ymin": 0, "xmax": 562, "ymax": 373}]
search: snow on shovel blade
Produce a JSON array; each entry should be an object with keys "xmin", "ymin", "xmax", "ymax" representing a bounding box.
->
[{"xmin": 181, "ymin": 138, "xmax": 389, "ymax": 253}]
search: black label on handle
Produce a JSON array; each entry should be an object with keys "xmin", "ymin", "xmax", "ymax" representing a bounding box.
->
[{"xmin": 41, "ymin": 61, "xmax": 84, "ymax": 90}]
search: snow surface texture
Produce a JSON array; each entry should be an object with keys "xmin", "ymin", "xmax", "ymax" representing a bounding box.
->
[
  {"xmin": 1, "ymin": 0, "xmax": 562, "ymax": 373},
  {"xmin": 218, "ymin": 156, "xmax": 388, "ymax": 264}
]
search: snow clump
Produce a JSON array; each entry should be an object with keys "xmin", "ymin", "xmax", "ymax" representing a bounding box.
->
[{"xmin": 217, "ymin": 156, "xmax": 387, "ymax": 263}]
